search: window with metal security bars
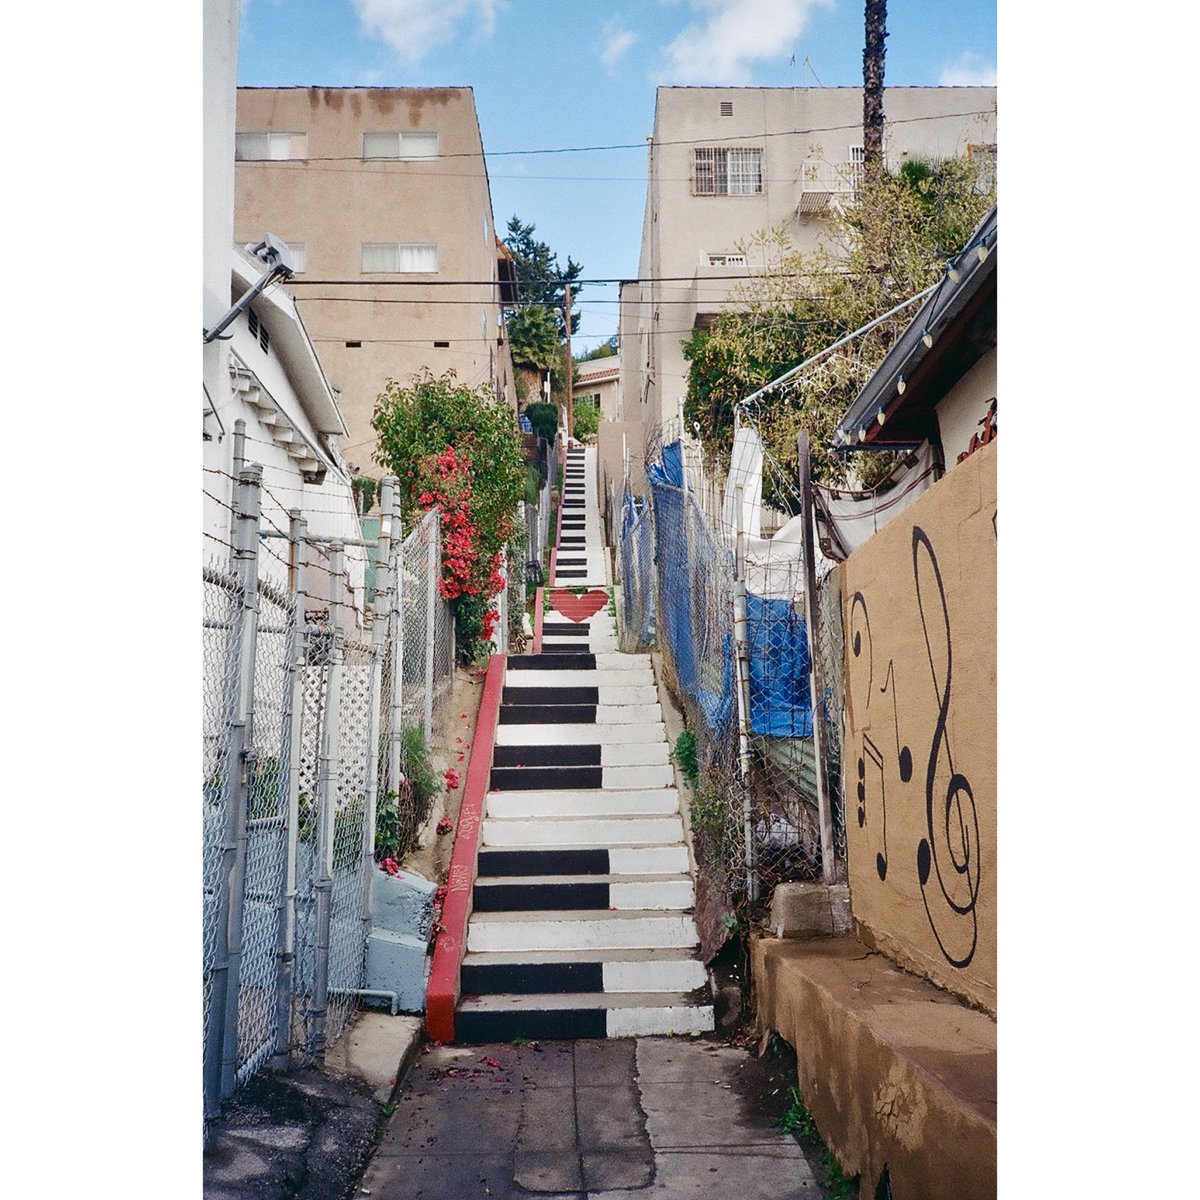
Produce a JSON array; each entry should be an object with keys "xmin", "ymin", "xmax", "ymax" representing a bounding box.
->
[
  {"xmin": 362, "ymin": 131, "xmax": 439, "ymax": 160},
  {"xmin": 246, "ymin": 307, "xmax": 269, "ymax": 353},
  {"xmin": 692, "ymin": 147, "xmax": 763, "ymax": 195},
  {"xmin": 235, "ymin": 132, "xmax": 308, "ymax": 161},
  {"xmin": 849, "ymin": 145, "xmax": 865, "ymax": 193},
  {"xmin": 708, "ymin": 254, "xmax": 746, "ymax": 267},
  {"xmin": 361, "ymin": 243, "xmax": 438, "ymax": 273}
]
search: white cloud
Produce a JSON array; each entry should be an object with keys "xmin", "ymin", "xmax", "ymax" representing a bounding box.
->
[
  {"xmin": 353, "ymin": 0, "xmax": 504, "ymax": 65},
  {"xmin": 658, "ymin": 0, "xmax": 833, "ymax": 85},
  {"xmin": 938, "ymin": 51, "xmax": 997, "ymax": 87},
  {"xmin": 600, "ymin": 20, "xmax": 637, "ymax": 73}
]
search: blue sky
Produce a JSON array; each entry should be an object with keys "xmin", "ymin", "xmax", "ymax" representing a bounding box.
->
[{"xmin": 238, "ymin": 0, "xmax": 995, "ymax": 352}]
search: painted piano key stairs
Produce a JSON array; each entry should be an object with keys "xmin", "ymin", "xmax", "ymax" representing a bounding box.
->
[{"xmin": 455, "ymin": 445, "xmax": 714, "ymax": 1041}]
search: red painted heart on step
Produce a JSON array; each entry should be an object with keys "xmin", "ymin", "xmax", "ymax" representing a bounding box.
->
[{"xmin": 549, "ymin": 588, "xmax": 608, "ymax": 623}]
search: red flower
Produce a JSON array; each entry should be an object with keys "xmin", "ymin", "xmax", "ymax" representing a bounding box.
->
[
  {"xmin": 443, "ymin": 768, "xmax": 462, "ymax": 789},
  {"xmin": 436, "ymin": 817, "xmax": 454, "ymax": 834},
  {"xmin": 380, "ymin": 858, "xmax": 402, "ymax": 877}
]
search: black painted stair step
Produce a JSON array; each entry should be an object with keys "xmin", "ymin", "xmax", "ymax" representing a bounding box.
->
[
  {"xmin": 541, "ymin": 643, "xmax": 593, "ymax": 656},
  {"xmin": 470, "ymin": 878, "xmax": 608, "ymax": 912},
  {"xmin": 492, "ymin": 743, "xmax": 600, "ymax": 767},
  {"xmin": 470, "ymin": 872, "xmax": 690, "ymax": 915},
  {"xmin": 454, "ymin": 993, "xmax": 704, "ymax": 1044},
  {"xmin": 478, "ymin": 847, "xmax": 610, "ymax": 876},
  {"xmin": 542, "ymin": 623, "xmax": 590, "ymax": 635},
  {"xmin": 498, "ymin": 704, "xmax": 597, "ymax": 724},
  {"xmin": 489, "ymin": 764, "xmax": 603, "ymax": 790},
  {"xmin": 509, "ymin": 653, "xmax": 594, "ymax": 670},
  {"xmin": 502, "ymin": 685, "xmax": 598, "ymax": 705},
  {"xmin": 461, "ymin": 947, "xmax": 700, "ymax": 996}
]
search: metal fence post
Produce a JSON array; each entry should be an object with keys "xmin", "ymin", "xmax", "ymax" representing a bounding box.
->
[
  {"xmin": 361, "ymin": 479, "xmax": 396, "ymax": 942},
  {"xmin": 388, "ymin": 504, "xmax": 406, "ymax": 793},
  {"xmin": 309, "ymin": 619, "xmax": 344, "ymax": 1064},
  {"xmin": 798, "ymin": 432, "xmax": 837, "ymax": 884},
  {"xmin": 424, "ymin": 514, "xmax": 438, "ymax": 745},
  {"xmin": 731, "ymin": 485, "xmax": 759, "ymax": 903},
  {"xmin": 271, "ymin": 511, "xmax": 307, "ymax": 1068},
  {"xmin": 218, "ymin": 465, "xmax": 263, "ymax": 1101}
]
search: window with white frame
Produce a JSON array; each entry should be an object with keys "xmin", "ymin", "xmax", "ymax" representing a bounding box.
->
[
  {"xmin": 361, "ymin": 243, "xmax": 438, "ymax": 273},
  {"xmin": 235, "ymin": 132, "xmax": 308, "ymax": 161},
  {"xmin": 692, "ymin": 147, "xmax": 763, "ymax": 195},
  {"xmin": 362, "ymin": 131, "xmax": 439, "ymax": 160}
]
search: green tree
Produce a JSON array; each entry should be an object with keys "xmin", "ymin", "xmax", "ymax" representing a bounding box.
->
[
  {"xmin": 371, "ymin": 370, "xmax": 525, "ymax": 661},
  {"xmin": 683, "ymin": 156, "xmax": 994, "ymax": 502},
  {"xmin": 504, "ymin": 215, "xmax": 583, "ymax": 337},
  {"xmin": 578, "ymin": 336, "xmax": 618, "ymax": 361},
  {"xmin": 506, "ymin": 304, "xmax": 561, "ymax": 371}
]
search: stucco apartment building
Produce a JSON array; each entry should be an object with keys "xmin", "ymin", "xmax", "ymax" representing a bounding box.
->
[
  {"xmin": 618, "ymin": 86, "xmax": 997, "ymax": 442},
  {"xmin": 234, "ymin": 87, "xmax": 519, "ymax": 474}
]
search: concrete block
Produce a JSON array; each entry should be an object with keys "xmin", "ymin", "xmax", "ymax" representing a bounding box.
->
[
  {"xmin": 365, "ymin": 929, "xmax": 431, "ymax": 1013},
  {"xmin": 372, "ymin": 867, "xmax": 437, "ymax": 940},
  {"xmin": 769, "ymin": 882, "xmax": 852, "ymax": 938}
]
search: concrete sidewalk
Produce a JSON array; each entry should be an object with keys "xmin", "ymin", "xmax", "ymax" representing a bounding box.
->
[{"xmin": 358, "ymin": 1035, "xmax": 820, "ymax": 1199}]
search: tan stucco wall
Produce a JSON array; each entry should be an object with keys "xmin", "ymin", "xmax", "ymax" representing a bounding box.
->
[
  {"xmin": 841, "ymin": 440, "xmax": 996, "ymax": 1014},
  {"xmin": 234, "ymin": 87, "xmax": 515, "ymax": 472}
]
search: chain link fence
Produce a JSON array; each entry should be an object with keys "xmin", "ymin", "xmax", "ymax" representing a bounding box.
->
[
  {"xmin": 618, "ymin": 419, "xmax": 851, "ymax": 929},
  {"xmin": 203, "ymin": 473, "xmax": 456, "ymax": 1125}
]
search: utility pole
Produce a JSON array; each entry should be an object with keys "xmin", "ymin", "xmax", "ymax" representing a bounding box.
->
[{"xmin": 564, "ymin": 283, "xmax": 574, "ymax": 442}]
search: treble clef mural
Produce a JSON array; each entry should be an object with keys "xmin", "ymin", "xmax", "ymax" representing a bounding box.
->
[{"xmin": 912, "ymin": 525, "xmax": 980, "ymax": 969}]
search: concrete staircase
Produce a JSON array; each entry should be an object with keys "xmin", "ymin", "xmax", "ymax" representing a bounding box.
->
[{"xmin": 454, "ymin": 445, "xmax": 713, "ymax": 1041}]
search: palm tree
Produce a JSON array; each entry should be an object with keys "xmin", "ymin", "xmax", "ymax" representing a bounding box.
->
[{"xmin": 863, "ymin": 1, "xmax": 888, "ymax": 176}]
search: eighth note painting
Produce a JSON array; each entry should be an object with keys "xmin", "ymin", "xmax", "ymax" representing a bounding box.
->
[{"xmin": 842, "ymin": 440, "xmax": 996, "ymax": 1014}]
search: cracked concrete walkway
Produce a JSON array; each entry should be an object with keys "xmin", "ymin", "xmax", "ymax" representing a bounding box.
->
[{"xmin": 358, "ymin": 1036, "xmax": 819, "ymax": 1199}]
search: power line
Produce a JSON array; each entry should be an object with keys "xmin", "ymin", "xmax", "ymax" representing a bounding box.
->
[
  {"xmin": 287, "ymin": 270, "xmax": 859, "ymax": 289},
  {"xmin": 232, "ymin": 107, "xmax": 996, "ymax": 164}
]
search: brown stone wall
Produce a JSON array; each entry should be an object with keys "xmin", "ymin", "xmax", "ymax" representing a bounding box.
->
[{"xmin": 841, "ymin": 441, "xmax": 996, "ymax": 1014}]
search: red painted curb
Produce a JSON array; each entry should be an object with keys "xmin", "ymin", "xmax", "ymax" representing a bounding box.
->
[
  {"xmin": 533, "ymin": 586, "xmax": 544, "ymax": 654},
  {"xmin": 425, "ymin": 653, "xmax": 507, "ymax": 1043},
  {"xmin": 548, "ymin": 546, "xmax": 557, "ymax": 587}
]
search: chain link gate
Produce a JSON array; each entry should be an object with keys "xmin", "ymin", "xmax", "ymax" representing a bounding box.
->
[{"xmin": 203, "ymin": 471, "xmax": 458, "ymax": 1124}]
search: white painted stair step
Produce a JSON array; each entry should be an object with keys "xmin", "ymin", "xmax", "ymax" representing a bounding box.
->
[
  {"xmin": 481, "ymin": 815, "xmax": 685, "ymax": 846},
  {"xmin": 485, "ymin": 789, "xmax": 680, "ymax": 819},
  {"xmin": 467, "ymin": 909, "xmax": 700, "ymax": 953}
]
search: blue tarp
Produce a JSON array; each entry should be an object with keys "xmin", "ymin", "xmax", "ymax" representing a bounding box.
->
[
  {"xmin": 646, "ymin": 439, "xmax": 685, "ymax": 489},
  {"xmin": 746, "ymin": 592, "xmax": 812, "ymax": 737},
  {"xmin": 646, "ymin": 445, "xmax": 734, "ymax": 734}
]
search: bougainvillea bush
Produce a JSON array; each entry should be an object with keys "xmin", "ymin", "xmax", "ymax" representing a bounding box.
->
[{"xmin": 372, "ymin": 370, "xmax": 524, "ymax": 662}]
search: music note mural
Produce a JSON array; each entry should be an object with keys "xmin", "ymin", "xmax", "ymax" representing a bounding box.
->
[{"xmin": 841, "ymin": 446, "xmax": 995, "ymax": 1009}]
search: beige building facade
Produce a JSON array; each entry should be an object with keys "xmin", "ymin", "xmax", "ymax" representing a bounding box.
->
[
  {"xmin": 234, "ymin": 86, "xmax": 518, "ymax": 474},
  {"xmin": 619, "ymin": 85, "xmax": 997, "ymax": 448}
]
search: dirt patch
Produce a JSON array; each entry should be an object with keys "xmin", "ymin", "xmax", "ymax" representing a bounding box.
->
[
  {"xmin": 399, "ymin": 665, "xmax": 486, "ymax": 885},
  {"xmin": 203, "ymin": 1068, "xmax": 383, "ymax": 1200}
]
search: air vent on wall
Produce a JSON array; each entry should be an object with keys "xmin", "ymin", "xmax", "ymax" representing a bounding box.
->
[
  {"xmin": 720, "ymin": 101, "xmax": 734, "ymax": 117},
  {"xmin": 246, "ymin": 307, "xmax": 269, "ymax": 353}
]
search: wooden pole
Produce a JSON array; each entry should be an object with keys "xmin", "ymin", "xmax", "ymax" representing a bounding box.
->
[{"xmin": 798, "ymin": 432, "xmax": 837, "ymax": 883}]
